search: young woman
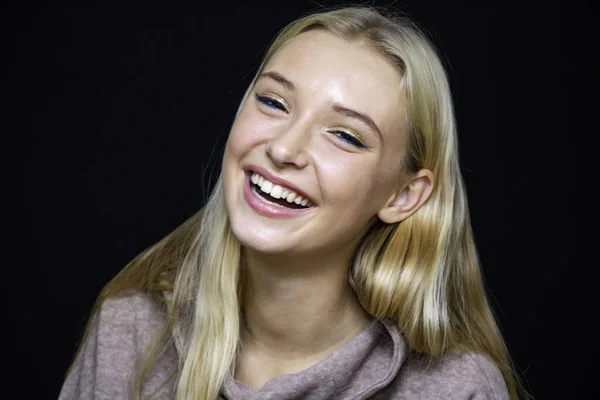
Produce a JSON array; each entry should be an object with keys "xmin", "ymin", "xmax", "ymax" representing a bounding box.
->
[{"xmin": 59, "ymin": 6, "xmax": 522, "ymax": 400}]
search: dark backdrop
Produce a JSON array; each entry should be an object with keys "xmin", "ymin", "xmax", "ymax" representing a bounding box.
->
[{"xmin": 9, "ymin": 0, "xmax": 595, "ymax": 398}]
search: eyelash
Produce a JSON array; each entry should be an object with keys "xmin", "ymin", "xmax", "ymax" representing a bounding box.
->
[
  {"xmin": 255, "ymin": 93, "xmax": 368, "ymax": 149},
  {"xmin": 255, "ymin": 93, "xmax": 287, "ymax": 112},
  {"xmin": 329, "ymin": 130, "xmax": 367, "ymax": 148}
]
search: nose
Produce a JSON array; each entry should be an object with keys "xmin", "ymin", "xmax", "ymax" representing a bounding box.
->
[{"xmin": 266, "ymin": 120, "xmax": 311, "ymax": 169}]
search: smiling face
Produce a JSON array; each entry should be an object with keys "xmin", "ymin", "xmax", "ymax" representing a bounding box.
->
[{"xmin": 222, "ymin": 30, "xmax": 408, "ymax": 258}]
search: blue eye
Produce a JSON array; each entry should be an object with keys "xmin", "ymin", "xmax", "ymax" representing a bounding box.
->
[
  {"xmin": 331, "ymin": 130, "xmax": 367, "ymax": 149},
  {"xmin": 255, "ymin": 94, "xmax": 287, "ymax": 112}
]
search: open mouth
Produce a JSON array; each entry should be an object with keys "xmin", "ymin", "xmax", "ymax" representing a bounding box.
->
[
  {"xmin": 248, "ymin": 170, "xmax": 315, "ymax": 210},
  {"xmin": 250, "ymin": 180, "xmax": 309, "ymax": 209}
]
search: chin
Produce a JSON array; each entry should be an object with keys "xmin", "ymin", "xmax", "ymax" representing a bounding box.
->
[{"xmin": 229, "ymin": 220, "xmax": 294, "ymax": 255}]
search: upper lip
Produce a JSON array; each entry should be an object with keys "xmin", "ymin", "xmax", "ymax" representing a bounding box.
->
[{"xmin": 246, "ymin": 165, "xmax": 316, "ymax": 205}]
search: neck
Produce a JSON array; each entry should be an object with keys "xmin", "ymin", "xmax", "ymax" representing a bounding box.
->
[{"xmin": 239, "ymin": 249, "xmax": 373, "ymax": 361}]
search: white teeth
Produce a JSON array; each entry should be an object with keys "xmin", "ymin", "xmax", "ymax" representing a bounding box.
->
[
  {"xmin": 286, "ymin": 192, "xmax": 296, "ymax": 203},
  {"xmin": 270, "ymin": 185, "xmax": 283, "ymax": 199},
  {"xmin": 260, "ymin": 180, "xmax": 273, "ymax": 193},
  {"xmin": 250, "ymin": 171, "xmax": 313, "ymax": 208}
]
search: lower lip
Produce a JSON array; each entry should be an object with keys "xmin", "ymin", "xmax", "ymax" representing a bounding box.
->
[{"xmin": 243, "ymin": 172, "xmax": 316, "ymax": 218}]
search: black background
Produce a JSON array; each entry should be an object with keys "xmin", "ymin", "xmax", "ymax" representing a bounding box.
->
[{"xmin": 8, "ymin": 0, "xmax": 596, "ymax": 398}]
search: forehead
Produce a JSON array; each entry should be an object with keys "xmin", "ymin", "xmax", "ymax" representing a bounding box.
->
[{"xmin": 261, "ymin": 30, "xmax": 406, "ymax": 138}]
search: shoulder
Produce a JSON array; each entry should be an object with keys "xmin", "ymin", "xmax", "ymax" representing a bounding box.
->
[
  {"xmin": 95, "ymin": 290, "xmax": 166, "ymax": 342},
  {"xmin": 86, "ymin": 290, "xmax": 171, "ymax": 367},
  {"xmin": 380, "ymin": 349, "xmax": 509, "ymax": 400},
  {"xmin": 58, "ymin": 291, "xmax": 174, "ymax": 400},
  {"xmin": 99, "ymin": 289, "xmax": 165, "ymax": 318}
]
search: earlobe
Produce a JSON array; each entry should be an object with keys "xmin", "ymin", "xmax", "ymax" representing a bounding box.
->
[{"xmin": 377, "ymin": 169, "xmax": 434, "ymax": 224}]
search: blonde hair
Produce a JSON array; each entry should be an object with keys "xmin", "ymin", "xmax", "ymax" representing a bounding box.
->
[{"xmin": 72, "ymin": 5, "xmax": 524, "ymax": 399}]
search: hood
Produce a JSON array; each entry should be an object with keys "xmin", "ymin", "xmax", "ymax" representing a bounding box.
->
[{"xmin": 220, "ymin": 319, "xmax": 408, "ymax": 400}]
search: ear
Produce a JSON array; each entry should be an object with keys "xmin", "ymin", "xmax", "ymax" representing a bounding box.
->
[{"xmin": 377, "ymin": 169, "xmax": 434, "ymax": 224}]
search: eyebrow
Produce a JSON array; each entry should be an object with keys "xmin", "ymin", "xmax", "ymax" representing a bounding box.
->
[
  {"xmin": 258, "ymin": 71, "xmax": 296, "ymax": 91},
  {"xmin": 330, "ymin": 104, "xmax": 383, "ymax": 142},
  {"xmin": 257, "ymin": 70, "xmax": 383, "ymax": 142}
]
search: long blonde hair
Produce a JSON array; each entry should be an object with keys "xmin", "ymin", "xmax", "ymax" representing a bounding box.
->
[{"xmin": 74, "ymin": 5, "xmax": 523, "ymax": 399}]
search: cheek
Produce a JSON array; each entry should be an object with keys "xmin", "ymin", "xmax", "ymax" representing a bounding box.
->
[
  {"xmin": 224, "ymin": 106, "xmax": 275, "ymax": 160},
  {"xmin": 317, "ymin": 155, "xmax": 383, "ymax": 213},
  {"xmin": 225, "ymin": 118, "xmax": 252, "ymax": 160}
]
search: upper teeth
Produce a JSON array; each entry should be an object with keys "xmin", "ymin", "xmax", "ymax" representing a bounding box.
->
[{"xmin": 251, "ymin": 172, "xmax": 313, "ymax": 207}]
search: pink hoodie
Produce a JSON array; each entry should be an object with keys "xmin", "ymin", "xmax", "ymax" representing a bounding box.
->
[{"xmin": 59, "ymin": 293, "xmax": 509, "ymax": 399}]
